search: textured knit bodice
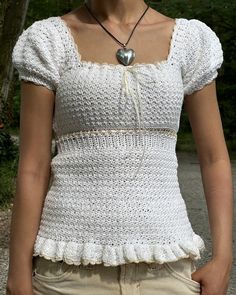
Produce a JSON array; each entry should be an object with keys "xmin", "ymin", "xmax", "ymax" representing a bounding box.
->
[{"xmin": 12, "ymin": 15, "xmax": 224, "ymax": 266}]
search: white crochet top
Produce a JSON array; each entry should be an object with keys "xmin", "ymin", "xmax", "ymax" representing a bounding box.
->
[{"xmin": 12, "ymin": 15, "xmax": 224, "ymax": 266}]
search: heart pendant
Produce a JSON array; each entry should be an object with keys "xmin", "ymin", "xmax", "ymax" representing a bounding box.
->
[{"xmin": 116, "ymin": 47, "xmax": 136, "ymax": 66}]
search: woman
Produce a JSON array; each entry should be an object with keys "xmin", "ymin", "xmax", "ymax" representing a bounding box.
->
[{"xmin": 6, "ymin": 0, "xmax": 233, "ymax": 294}]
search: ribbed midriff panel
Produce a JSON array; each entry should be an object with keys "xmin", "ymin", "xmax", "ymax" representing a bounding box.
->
[{"xmin": 55, "ymin": 128, "xmax": 177, "ymax": 155}]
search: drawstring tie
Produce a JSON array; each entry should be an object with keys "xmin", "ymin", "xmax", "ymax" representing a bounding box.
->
[{"xmin": 121, "ymin": 65, "xmax": 147, "ymax": 180}]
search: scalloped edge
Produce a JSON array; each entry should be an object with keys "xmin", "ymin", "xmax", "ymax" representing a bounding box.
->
[{"xmin": 33, "ymin": 233, "xmax": 206, "ymax": 267}]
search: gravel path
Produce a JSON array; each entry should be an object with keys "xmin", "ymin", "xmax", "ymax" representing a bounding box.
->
[{"xmin": 0, "ymin": 151, "xmax": 235, "ymax": 294}]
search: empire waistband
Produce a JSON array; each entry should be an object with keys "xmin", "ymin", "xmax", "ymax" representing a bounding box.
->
[{"xmin": 54, "ymin": 127, "xmax": 177, "ymax": 154}]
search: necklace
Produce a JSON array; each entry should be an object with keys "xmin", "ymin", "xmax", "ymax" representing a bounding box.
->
[{"xmin": 83, "ymin": 1, "xmax": 150, "ymax": 66}]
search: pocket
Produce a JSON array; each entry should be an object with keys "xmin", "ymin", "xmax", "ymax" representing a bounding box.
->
[
  {"xmin": 163, "ymin": 258, "xmax": 201, "ymax": 290},
  {"xmin": 32, "ymin": 256, "xmax": 75, "ymax": 282}
]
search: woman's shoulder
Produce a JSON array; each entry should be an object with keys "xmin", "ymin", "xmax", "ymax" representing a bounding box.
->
[
  {"xmin": 150, "ymin": 12, "xmax": 221, "ymax": 52},
  {"xmin": 19, "ymin": 16, "xmax": 62, "ymax": 40},
  {"xmin": 175, "ymin": 17, "xmax": 223, "ymax": 65},
  {"xmin": 12, "ymin": 16, "xmax": 66, "ymax": 91},
  {"xmin": 12, "ymin": 15, "xmax": 65, "ymax": 66},
  {"xmin": 178, "ymin": 18, "xmax": 224, "ymax": 96},
  {"xmin": 177, "ymin": 17, "xmax": 221, "ymax": 44}
]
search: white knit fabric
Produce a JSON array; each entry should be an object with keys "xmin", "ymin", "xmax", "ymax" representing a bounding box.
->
[{"xmin": 12, "ymin": 16, "xmax": 223, "ymax": 266}]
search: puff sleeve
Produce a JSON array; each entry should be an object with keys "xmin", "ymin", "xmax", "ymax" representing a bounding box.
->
[
  {"xmin": 12, "ymin": 18, "xmax": 65, "ymax": 91},
  {"xmin": 182, "ymin": 19, "xmax": 224, "ymax": 96}
]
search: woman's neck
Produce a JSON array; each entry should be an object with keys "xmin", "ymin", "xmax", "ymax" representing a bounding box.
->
[{"xmin": 84, "ymin": 0, "xmax": 149, "ymax": 25}]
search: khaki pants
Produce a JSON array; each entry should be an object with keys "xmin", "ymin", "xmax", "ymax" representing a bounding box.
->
[{"xmin": 32, "ymin": 256, "xmax": 201, "ymax": 294}]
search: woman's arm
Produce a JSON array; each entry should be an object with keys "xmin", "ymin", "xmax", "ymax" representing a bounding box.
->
[
  {"xmin": 184, "ymin": 80, "xmax": 233, "ymax": 295},
  {"xmin": 6, "ymin": 81, "xmax": 55, "ymax": 294}
]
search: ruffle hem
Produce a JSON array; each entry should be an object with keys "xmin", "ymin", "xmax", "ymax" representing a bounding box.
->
[{"xmin": 33, "ymin": 234, "xmax": 206, "ymax": 267}]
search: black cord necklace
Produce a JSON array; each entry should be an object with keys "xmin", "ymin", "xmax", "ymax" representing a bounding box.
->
[{"xmin": 83, "ymin": 1, "xmax": 150, "ymax": 66}]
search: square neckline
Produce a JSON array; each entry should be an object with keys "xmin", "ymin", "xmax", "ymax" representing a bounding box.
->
[{"xmin": 55, "ymin": 15, "xmax": 181, "ymax": 69}]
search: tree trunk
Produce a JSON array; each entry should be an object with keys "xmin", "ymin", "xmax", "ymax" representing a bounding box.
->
[{"xmin": 0, "ymin": 0, "xmax": 29, "ymax": 128}]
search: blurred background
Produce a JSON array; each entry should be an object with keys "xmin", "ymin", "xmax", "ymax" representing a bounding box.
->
[{"xmin": 0, "ymin": 0, "xmax": 235, "ymax": 294}]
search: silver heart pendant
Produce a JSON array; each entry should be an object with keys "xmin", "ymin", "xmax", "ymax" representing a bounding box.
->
[{"xmin": 116, "ymin": 47, "xmax": 136, "ymax": 66}]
